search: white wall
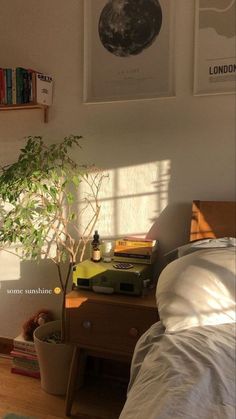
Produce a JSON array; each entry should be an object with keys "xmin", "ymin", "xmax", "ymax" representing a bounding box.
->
[{"xmin": 0, "ymin": 0, "xmax": 235, "ymax": 338}]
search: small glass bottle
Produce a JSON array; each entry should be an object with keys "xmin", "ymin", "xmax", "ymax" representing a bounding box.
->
[
  {"xmin": 102, "ymin": 240, "xmax": 114, "ymax": 262},
  {"xmin": 91, "ymin": 230, "xmax": 101, "ymax": 262}
]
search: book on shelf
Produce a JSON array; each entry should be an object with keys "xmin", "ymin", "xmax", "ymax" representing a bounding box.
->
[
  {"xmin": 29, "ymin": 69, "xmax": 36, "ymax": 102},
  {"xmin": 0, "ymin": 68, "xmax": 5, "ymax": 104},
  {"xmin": 16, "ymin": 67, "xmax": 22, "ymax": 104},
  {"xmin": 0, "ymin": 67, "xmax": 53, "ymax": 106},
  {"xmin": 36, "ymin": 73, "xmax": 53, "ymax": 106},
  {"xmin": 5, "ymin": 68, "xmax": 12, "ymax": 104},
  {"xmin": 12, "ymin": 68, "xmax": 16, "ymax": 104}
]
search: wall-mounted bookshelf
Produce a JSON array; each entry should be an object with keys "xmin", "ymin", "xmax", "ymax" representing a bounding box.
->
[
  {"xmin": 0, "ymin": 67, "xmax": 53, "ymax": 123},
  {"xmin": 0, "ymin": 103, "xmax": 49, "ymax": 123}
]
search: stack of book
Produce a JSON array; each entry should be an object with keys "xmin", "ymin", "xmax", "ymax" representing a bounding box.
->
[
  {"xmin": 0, "ymin": 67, "xmax": 53, "ymax": 106},
  {"xmin": 114, "ymin": 237, "xmax": 158, "ymax": 264},
  {"xmin": 10, "ymin": 334, "xmax": 40, "ymax": 379}
]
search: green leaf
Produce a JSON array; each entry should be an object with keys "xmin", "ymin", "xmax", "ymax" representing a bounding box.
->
[
  {"xmin": 66, "ymin": 192, "xmax": 74, "ymax": 205},
  {"xmin": 49, "ymin": 187, "xmax": 57, "ymax": 199},
  {"xmin": 72, "ymin": 176, "xmax": 80, "ymax": 186},
  {"xmin": 69, "ymin": 212, "xmax": 76, "ymax": 221}
]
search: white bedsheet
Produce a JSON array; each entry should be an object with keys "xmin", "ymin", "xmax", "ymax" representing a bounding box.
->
[{"xmin": 119, "ymin": 322, "xmax": 235, "ymax": 419}]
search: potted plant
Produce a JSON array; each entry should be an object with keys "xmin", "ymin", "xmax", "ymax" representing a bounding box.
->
[{"xmin": 0, "ymin": 135, "xmax": 106, "ymax": 394}]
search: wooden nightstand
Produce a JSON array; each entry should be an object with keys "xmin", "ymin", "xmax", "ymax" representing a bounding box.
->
[{"xmin": 65, "ymin": 289, "xmax": 158, "ymax": 416}]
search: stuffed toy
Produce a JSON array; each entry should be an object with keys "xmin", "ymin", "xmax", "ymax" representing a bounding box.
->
[{"xmin": 22, "ymin": 309, "xmax": 53, "ymax": 341}]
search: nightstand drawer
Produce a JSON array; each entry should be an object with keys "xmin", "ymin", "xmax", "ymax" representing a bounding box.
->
[{"xmin": 67, "ymin": 300, "xmax": 158, "ymax": 355}]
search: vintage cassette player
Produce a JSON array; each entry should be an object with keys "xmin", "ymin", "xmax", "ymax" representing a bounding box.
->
[{"xmin": 72, "ymin": 260, "xmax": 153, "ymax": 296}]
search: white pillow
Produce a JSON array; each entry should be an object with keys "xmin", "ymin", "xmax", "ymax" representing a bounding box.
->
[
  {"xmin": 156, "ymin": 248, "xmax": 236, "ymax": 332},
  {"xmin": 164, "ymin": 237, "xmax": 236, "ymax": 264},
  {"xmin": 177, "ymin": 237, "xmax": 236, "ymax": 258}
]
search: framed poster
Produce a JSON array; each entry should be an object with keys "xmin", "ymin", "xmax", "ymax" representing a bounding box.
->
[
  {"xmin": 194, "ymin": 0, "xmax": 236, "ymax": 95},
  {"xmin": 83, "ymin": 0, "xmax": 175, "ymax": 103}
]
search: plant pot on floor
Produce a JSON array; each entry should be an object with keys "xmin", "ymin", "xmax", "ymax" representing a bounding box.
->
[{"xmin": 34, "ymin": 320, "xmax": 74, "ymax": 396}]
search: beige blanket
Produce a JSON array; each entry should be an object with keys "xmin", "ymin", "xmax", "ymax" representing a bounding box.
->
[{"xmin": 119, "ymin": 322, "xmax": 235, "ymax": 419}]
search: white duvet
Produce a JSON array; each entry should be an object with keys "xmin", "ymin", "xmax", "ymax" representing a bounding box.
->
[{"xmin": 119, "ymin": 322, "xmax": 236, "ymax": 419}]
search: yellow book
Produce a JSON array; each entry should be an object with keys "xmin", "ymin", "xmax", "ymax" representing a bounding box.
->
[{"xmin": 115, "ymin": 239, "xmax": 157, "ymax": 248}]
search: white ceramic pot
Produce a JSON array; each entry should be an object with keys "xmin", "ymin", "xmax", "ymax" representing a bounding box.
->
[{"xmin": 34, "ymin": 320, "xmax": 74, "ymax": 395}]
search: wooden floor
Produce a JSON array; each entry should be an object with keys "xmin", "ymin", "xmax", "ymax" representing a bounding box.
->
[{"xmin": 0, "ymin": 356, "xmax": 128, "ymax": 419}]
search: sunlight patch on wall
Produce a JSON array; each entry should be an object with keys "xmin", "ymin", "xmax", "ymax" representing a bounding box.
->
[
  {"xmin": 78, "ymin": 160, "xmax": 171, "ymax": 239},
  {"xmin": 0, "ymin": 249, "xmax": 21, "ymax": 281}
]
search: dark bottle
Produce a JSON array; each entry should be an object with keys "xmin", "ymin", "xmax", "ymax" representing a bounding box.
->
[{"xmin": 91, "ymin": 230, "xmax": 101, "ymax": 262}]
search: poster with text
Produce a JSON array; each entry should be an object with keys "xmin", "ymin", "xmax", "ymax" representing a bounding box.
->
[
  {"xmin": 83, "ymin": 0, "xmax": 175, "ymax": 102},
  {"xmin": 194, "ymin": 0, "xmax": 236, "ymax": 95}
]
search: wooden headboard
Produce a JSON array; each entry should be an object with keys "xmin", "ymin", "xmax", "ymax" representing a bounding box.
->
[{"xmin": 190, "ymin": 200, "xmax": 236, "ymax": 241}]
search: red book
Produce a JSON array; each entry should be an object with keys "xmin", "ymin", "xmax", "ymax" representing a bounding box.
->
[
  {"xmin": 10, "ymin": 350, "xmax": 38, "ymax": 361},
  {"xmin": 0, "ymin": 68, "xmax": 6, "ymax": 104},
  {"xmin": 11, "ymin": 367, "xmax": 40, "ymax": 379}
]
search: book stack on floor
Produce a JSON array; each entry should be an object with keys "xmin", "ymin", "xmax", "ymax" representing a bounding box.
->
[
  {"xmin": 114, "ymin": 237, "xmax": 158, "ymax": 264},
  {"xmin": 10, "ymin": 334, "xmax": 40, "ymax": 379}
]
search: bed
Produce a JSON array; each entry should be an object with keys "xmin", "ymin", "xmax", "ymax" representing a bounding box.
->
[{"xmin": 119, "ymin": 201, "xmax": 236, "ymax": 419}]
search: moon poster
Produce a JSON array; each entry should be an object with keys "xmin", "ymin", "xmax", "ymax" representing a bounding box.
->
[
  {"xmin": 194, "ymin": 0, "xmax": 236, "ymax": 95},
  {"xmin": 83, "ymin": 0, "xmax": 176, "ymax": 102}
]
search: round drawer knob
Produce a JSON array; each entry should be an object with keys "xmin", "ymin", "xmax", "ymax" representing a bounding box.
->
[
  {"xmin": 129, "ymin": 327, "xmax": 138, "ymax": 338},
  {"xmin": 82, "ymin": 320, "xmax": 92, "ymax": 329}
]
